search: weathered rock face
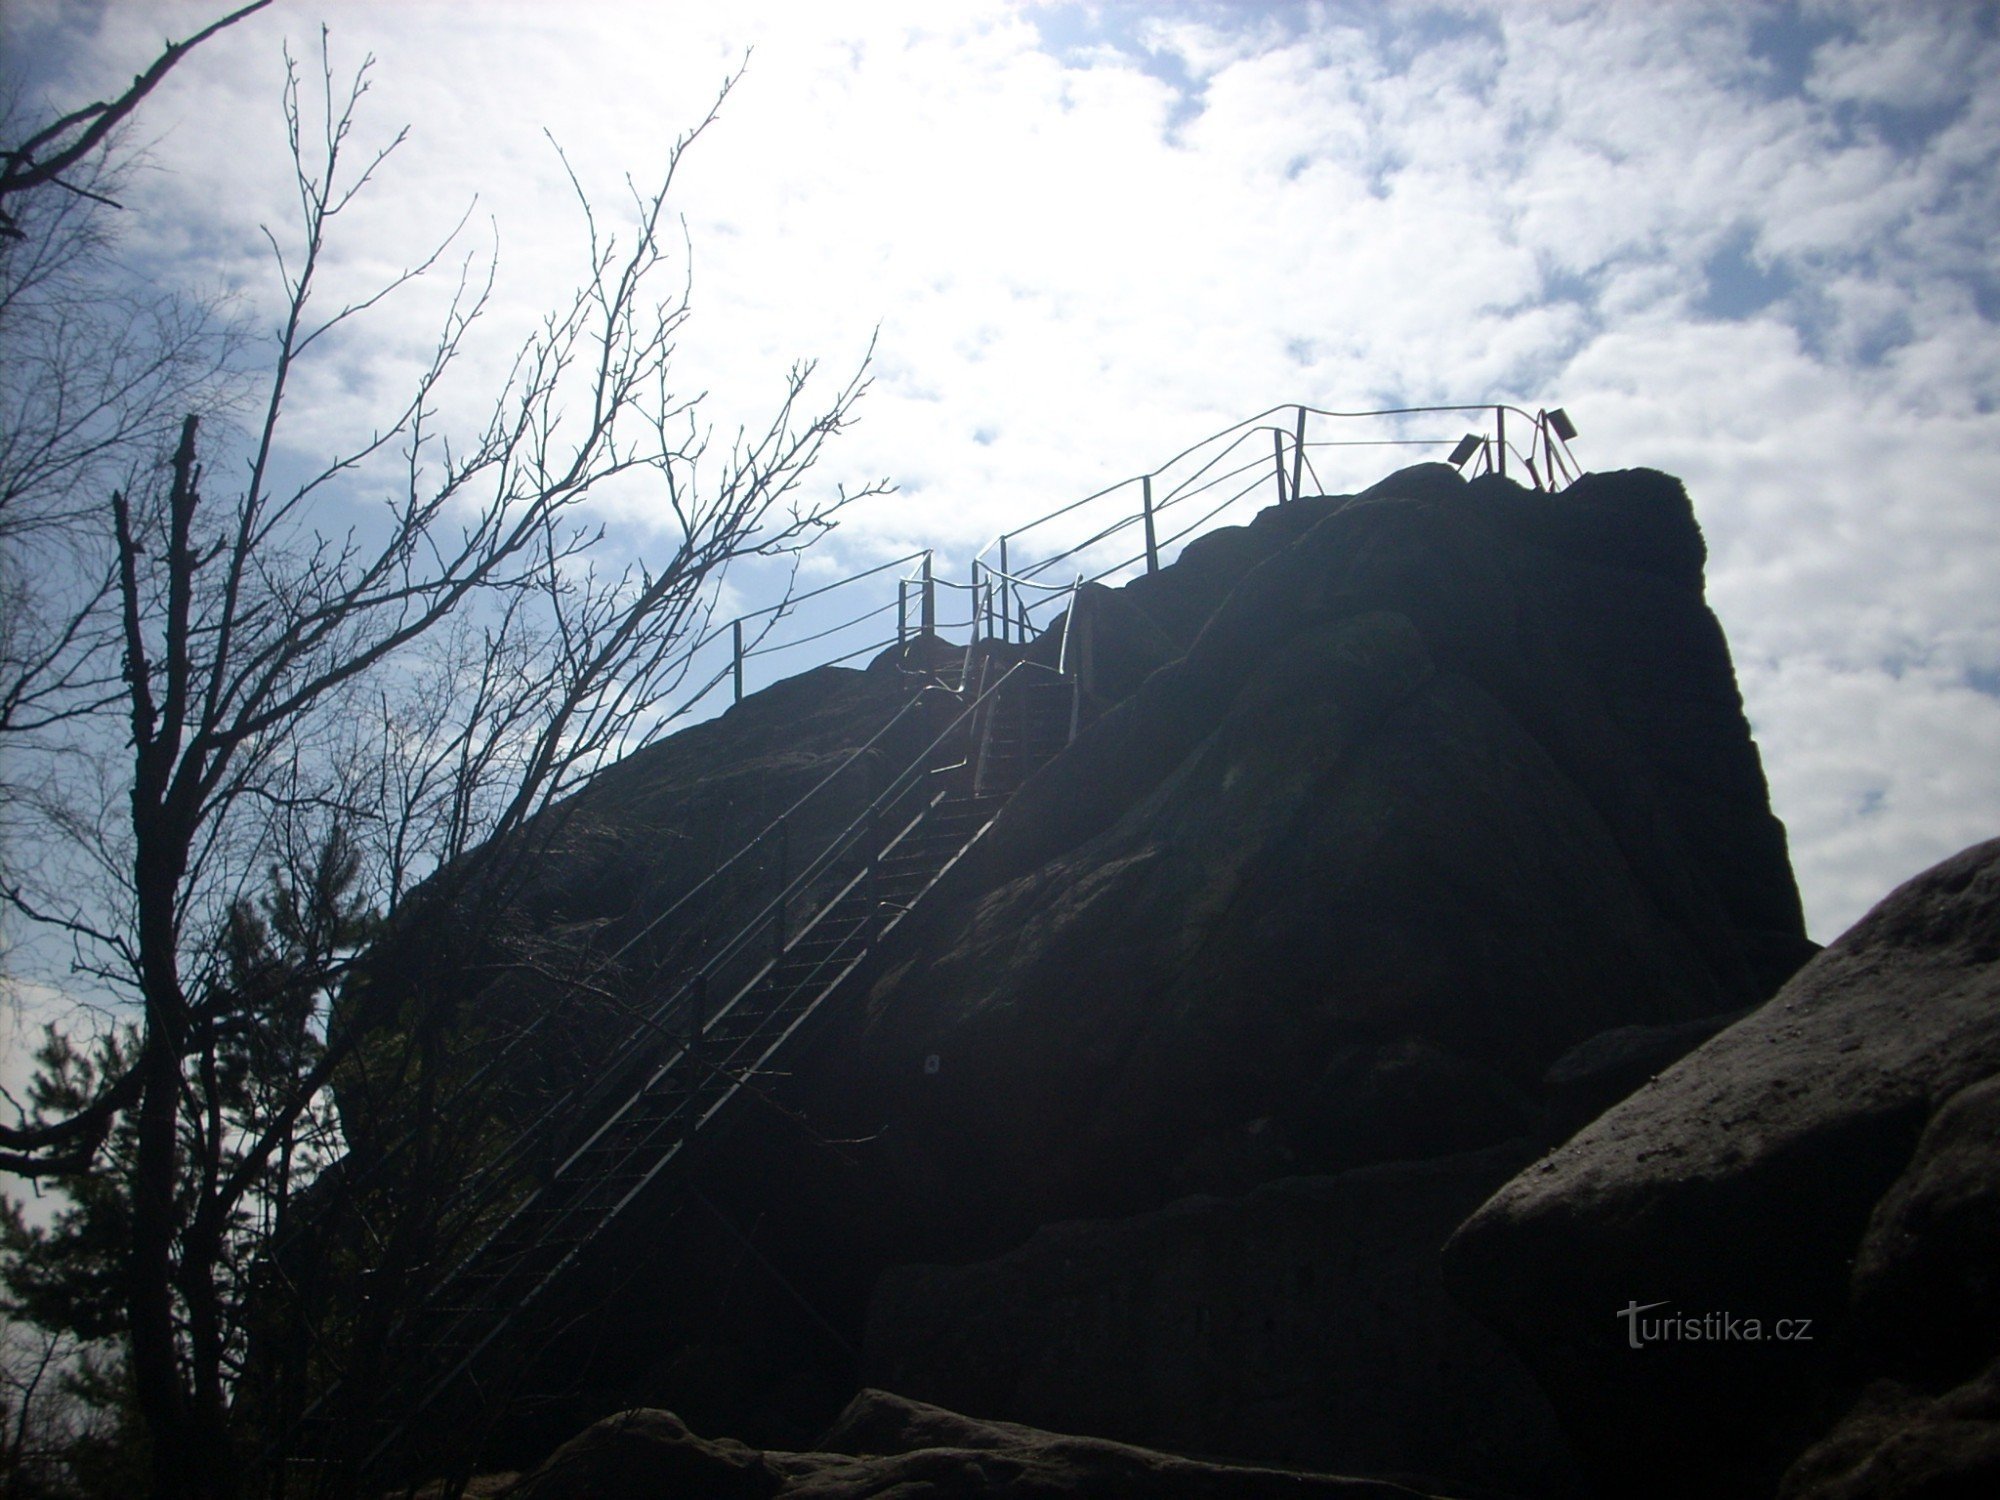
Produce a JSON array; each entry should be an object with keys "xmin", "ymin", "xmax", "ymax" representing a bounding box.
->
[
  {"xmin": 1444, "ymin": 835, "xmax": 2000, "ymax": 1500},
  {"xmin": 503, "ymin": 1390, "xmax": 1448, "ymax": 1499},
  {"xmin": 861, "ymin": 1144, "xmax": 1583, "ymax": 1497},
  {"xmin": 808, "ymin": 465, "xmax": 1810, "ymax": 1254}
]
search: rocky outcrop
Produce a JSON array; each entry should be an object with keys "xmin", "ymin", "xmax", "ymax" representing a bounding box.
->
[
  {"xmin": 808, "ymin": 465, "xmax": 1810, "ymax": 1255},
  {"xmin": 503, "ymin": 1391, "xmax": 1446, "ymax": 1499},
  {"xmin": 653, "ymin": 462, "xmax": 1808, "ymax": 1491},
  {"xmin": 1444, "ymin": 835, "xmax": 2000, "ymax": 1499},
  {"xmin": 351, "ymin": 461, "xmax": 1819, "ymax": 1489}
]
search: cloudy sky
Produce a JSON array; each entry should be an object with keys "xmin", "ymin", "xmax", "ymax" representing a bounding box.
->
[{"xmin": 6, "ymin": 0, "xmax": 1999, "ymax": 948}]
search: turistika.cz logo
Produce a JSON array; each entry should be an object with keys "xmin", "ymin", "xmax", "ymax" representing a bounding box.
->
[{"xmin": 1616, "ymin": 1301, "xmax": 1814, "ymax": 1349}]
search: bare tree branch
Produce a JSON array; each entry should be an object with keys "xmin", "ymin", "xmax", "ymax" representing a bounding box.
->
[{"xmin": 0, "ymin": 2, "xmax": 274, "ymax": 240}]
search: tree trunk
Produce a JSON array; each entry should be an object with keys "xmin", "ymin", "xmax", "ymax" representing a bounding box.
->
[{"xmin": 130, "ymin": 1023, "xmax": 193, "ymax": 1500}]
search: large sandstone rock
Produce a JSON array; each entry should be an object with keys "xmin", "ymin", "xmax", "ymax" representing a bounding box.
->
[
  {"xmin": 360, "ymin": 464, "xmax": 1814, "ymax": 1479},
  {"xmin": 1444, "ymin": 835, "xmax": 2000, "ymax": 1499},
  {"xmin": 861, "ymin": 1144, "xmax": 1582, "ymax": 1497},
  {"xmin": 810, "ymin": 465, "xmax": 1809, "ymax": 1255}
]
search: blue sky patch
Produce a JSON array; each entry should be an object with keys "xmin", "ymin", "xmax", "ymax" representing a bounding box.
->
[
  {"xmin": 1699, "ymin": 226, "xmax": 1796, "ymax": 322},
  {"xmin": 1747, "ymin": 3, "xmax": 1847, "ymax": 101}
]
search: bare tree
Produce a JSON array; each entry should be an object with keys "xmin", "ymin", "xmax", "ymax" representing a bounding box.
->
[
  {"xmin": 0, "ymin": 4, "xmax": 274, "ymax": 245},
  {"xmin": 0, "ymin": 7, "xmax": 269, "ymax": 753},
  {"xmin": 1, "ymin": 25, "xmax": 884, "ymax": 1500}
]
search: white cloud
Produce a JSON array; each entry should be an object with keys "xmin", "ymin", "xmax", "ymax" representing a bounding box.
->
[{"xmin": 4, "ymin": 0, "xmax": 1997, "ymax": 946}]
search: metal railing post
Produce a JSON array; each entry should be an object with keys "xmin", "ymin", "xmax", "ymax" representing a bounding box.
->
[
  {"xmin": 920, "ymin": 552, "xmax": 935, "ymax": 637},
  {"xmin": 1291, "ymin": 404, "xmax": 1306, "ymax": 501},
  {"xmin": 1496, "ymin": 405, "xmax": 1507, "ymax": 480},
  {"xmin": 897, "ymin": 580, "xmax": 908, "ymax": 648},
  {"xmin": 1273, "ymin": 426, "xmax": 1288, "ymax": 503},
  {"xmin": 1142, "ymin": 475, "xmax": 1159, "ymax": 575},
  {"xmin": 732, "ymin": 619, "xmax": 745, "ymax": 703}
]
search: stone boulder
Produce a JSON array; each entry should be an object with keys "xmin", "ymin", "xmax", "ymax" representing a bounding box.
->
[
  {"xmin": 1777, "ymin": 1358, "xmax": 2000, "ymax": 1500},
  {"xmin": 502, "ymin": 1407, "xmax": 782, "ymax": 1500},
  {"xmin": 1444, "ymin": 835, "xmax": 2000, "ymax": 1499},
  {"xmin": 368, "ymin": 463, "xmax": 1815, "ymax": 1478},
  {"xmin": 503, "ymin": 1391, "xmax": 1445, "ymax": 1499},
  {"xmin": 1851, "ymin": 1069, "xmax": 2000, "ymax": 1385}
]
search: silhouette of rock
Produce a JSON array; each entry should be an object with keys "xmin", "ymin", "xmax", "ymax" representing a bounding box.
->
[
  {"xmin": 502, "ymin": 1407, "xmax": 781, "ymax": 1500},
  {"xmin": 351, "ymin": 463, "xmax": 1819, "ymax": 1492},
  {"xmin": 1445, "ymin": 835, "xmax": 2000, "ymax": 1499},
  {"xmin": 697, "ymin": 462, "xmax": 1807, "ymax": 1493},
  {"xmin": 813, "ymin": 464, "xmax": 1809, "ymax": 1251}
]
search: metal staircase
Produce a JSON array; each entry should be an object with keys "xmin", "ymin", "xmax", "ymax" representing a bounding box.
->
[
  {"xmin": 324, "ymin": 648, "xmax": 1078, "ymax": 1483},
  {"xmin": 273, "ymin": 398, "xmax": 1595, "ymax": 1491}
]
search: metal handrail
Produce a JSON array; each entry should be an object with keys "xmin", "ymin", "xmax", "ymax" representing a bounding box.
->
[
  {"xmin": 744, "ymin": 595, "xmax": 901, "ymax": 658},
  {"xmin": 418, "ymin": 660, "xmax": 1040, "ymax": 1300},
  {"xmin": 694, "ymin": 548, "xmax": 928, "ymax": 639},
  {"xmin": 285, "ymin": 397, "xmax": 1584, "ymax": 1474},
  {"xmin": 285, "ymin": 673, "xmax": 949, "ymax": 1264},
  {"xmin": 976, "ymin": 400, "xmax": 1584, "ymax": 595},
  {"xmin": 295, "ymin": 651, "xmax": 1065, "ymax": 1471},
  {"xmin": 293, "ymin": 399, "xmax": 1581, "ymax": 1241}
]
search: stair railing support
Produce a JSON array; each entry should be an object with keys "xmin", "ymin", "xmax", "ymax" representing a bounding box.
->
[
  {"xmin": 998, "ymin": 536, "xmax": 1011, "ymax": 644},
  {"xmin": 1291, "ymin": 404, "xmax": 1307, "ymax": 501},
  {"xmin": 897, "ymin": 580, "xmax": 908, "ymax": 648},
  {"xmin": 1496, "ymin": 405, "xmax": 1507, "ymax": 480},
  {"xmin": 920, "ymin": 552, "xmax": 935, "ymax": 638},
  {"xmin": 1142, "ymin": 475, "xmax": 1159, "ymax": 574},
  {"xmin": 732, "ymin": 619, "xmax": 745, "ymax": 703},
  {"xmin": 1273, "ymin": 426, "xmax": 1288, "ymax": 503}
]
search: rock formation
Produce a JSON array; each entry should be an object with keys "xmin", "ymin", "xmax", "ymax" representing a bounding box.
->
[
  {"xmin": 648, "ymin": 462, "xmax": 1813, "ymax": 1491},
  {"xmin": 806, "ymin": 464, "xmax": 1811, "ymax": 1254},
  {"xmin": 1445, "ymin": 835, "xmax": 2000, "ymax": 1498},
  {"xmin": 354, "ymin": 460, "xmax": 1845, "ymax": 1496}
]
